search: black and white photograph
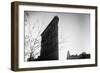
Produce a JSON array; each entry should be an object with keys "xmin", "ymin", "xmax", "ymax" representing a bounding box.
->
[
  {"xmin": 11, "ymin": 1, "xmax": 97, "ymax": 71},
  {"xmin": 24, "ymin": 11, "xmax": 91, "ymax": 62}
]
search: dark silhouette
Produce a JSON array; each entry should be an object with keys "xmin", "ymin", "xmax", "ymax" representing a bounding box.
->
[
  {"xmin": 28, "ymin": 16, "xmax": 59, "ymax": 61},
  {"xmin": 67, "ymin": 51, "xmax": 90, "ymax": 60}
]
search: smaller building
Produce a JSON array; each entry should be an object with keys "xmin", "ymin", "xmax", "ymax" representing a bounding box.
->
[{"xmin": 67, "ymin": 51, "xmax": 90, "ymax": 60}]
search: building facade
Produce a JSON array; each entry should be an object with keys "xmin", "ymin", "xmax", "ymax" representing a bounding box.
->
[{"xmin": 38, "ymin": 16, "xmax": 59, "ymax": 61}]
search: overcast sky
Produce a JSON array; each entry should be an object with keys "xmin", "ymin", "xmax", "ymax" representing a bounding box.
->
[{"xmin": 24, "ymin": 11, "xmax": 90, "ymax": 61}]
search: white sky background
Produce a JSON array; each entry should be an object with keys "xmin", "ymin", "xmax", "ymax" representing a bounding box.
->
[{"xmin": 24, "ymin": 11, "xmax": 90, "ymax": 61}]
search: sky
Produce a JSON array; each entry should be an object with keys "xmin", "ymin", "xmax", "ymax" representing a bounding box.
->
[{"xmin": 24, "ymin": 11, "xmax": 90, "ymax": 61}]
